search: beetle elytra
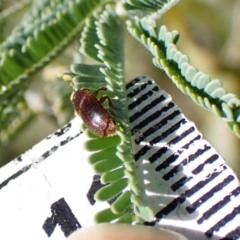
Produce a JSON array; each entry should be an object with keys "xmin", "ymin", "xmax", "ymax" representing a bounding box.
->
[{"xmin": 72, "ymin": 87, "xmax": 116, "ymax": 137}]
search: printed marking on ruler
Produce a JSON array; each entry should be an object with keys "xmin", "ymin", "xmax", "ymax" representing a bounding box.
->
[
  {"xmin": 0, "ymin": 121, "xmax": 82, "ymax": 190},
  {"xmin": 126, "ymin": 76, "xmax": 240, "ymax": 240}
]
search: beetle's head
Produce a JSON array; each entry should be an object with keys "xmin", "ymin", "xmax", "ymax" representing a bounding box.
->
[{"xmin": 72, "ymin": 88, "xmax": 90, "ymax": 106}]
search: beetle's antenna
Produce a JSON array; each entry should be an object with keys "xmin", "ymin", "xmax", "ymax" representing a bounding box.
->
[{"xmin": 70, "ymin": 81, "xmax": 76, "ymax": 91}]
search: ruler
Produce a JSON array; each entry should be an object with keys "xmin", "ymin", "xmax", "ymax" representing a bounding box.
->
[{"xmin": 0, "ymin": 76, "xmax": 239, "ymax": 240}]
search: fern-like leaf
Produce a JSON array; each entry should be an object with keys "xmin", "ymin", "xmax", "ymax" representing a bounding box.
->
[
  {"xmin": 0, "ymin": 0, "xmax": 102, "ymax": 100},
  {"xmin": 70, "ymin": 5, "xmax": 155, "ymax": 224},
  {"xmin": 127, "ymin": 18, "xmax": 240, "ymax": 138},
  {"xmin": 122, "ymin": 0, "xmax": 179, "ymax": 19}
]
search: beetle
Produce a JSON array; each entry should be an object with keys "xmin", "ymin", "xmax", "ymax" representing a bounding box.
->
[{"xmin": 72, "ymin": 86, "xmax": 116, "ymax": 137}]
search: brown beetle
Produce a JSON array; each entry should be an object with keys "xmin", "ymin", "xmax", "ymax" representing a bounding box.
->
[{"xmin": 72, "ymin": 86, "xmax": 116, "ymax": 137}]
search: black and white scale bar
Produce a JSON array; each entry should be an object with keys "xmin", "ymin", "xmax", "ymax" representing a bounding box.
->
[{"xmin": 126, "ymin": 76, "xmax": 240, "ymax": 240}]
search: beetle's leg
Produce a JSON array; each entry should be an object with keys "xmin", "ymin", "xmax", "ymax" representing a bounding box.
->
[
  {"xmin": 98, "ymin": 96, "xmax": 114, "ymax": 107},
  {"xmin": 92, "ymin": 86, "xmax": 107, "ymax": 97}
]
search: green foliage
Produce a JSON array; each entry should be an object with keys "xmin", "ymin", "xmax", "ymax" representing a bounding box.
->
[
  {"xmin": 1, "ymin": 0, "xmax": 239, "ymax": 226},
  {"xmin": 123, "ymin": 0, "xmax": 179, "ymax": 18},
  {"xmin": 127, "ymin": 18, "xmax": 240, "ymax": 138},
  {"xmin": 70, "ymin": 5, "xmax": 148, "ymax": 224},
  {"xmin": 0, "ymin": 0, "xmax": 102, "ymax": 99},
  {"xmin": 70, "ymin": 64, "xmax": 106, "ymax": 90}
]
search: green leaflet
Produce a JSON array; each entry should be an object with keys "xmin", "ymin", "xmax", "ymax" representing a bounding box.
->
[
  {"xmin": 93, "ymin": 158, "xmax": 123, "ymax": 174},
  {"xmin": 94, "ymin": 208, "xmax": 122, "ymax": 223},
  {"xmin": 111, "ymin": 190, "xmax": 132, "ymax": 214},
  {"xmin": 95, "ymin": 178, "xmax": 128, "ymax": 201},
  {"xmin": 95, "ymin": 208, "xmax": 134, "ymax": 224},
  {"xmin": 101, "ymin": 168, "xmax": 125, "ymax": 184},
  {"xmin": 84, "ymin": 136, "xmax": 121, "ymax": 151},
  {"xmin": 115, "ymin": 212, "xmax": 134, "ymax": 224},
  {"xmin": 88, "ymin": 146, "xmax": 118, "ymax": 164},
  {"xmin": 127, "ymin": 18, "xmax": 240, "ymax": 138}
]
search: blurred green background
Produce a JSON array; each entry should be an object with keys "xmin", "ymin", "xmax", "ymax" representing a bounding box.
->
[{"xmin": 1, "ymin": 0, "xmax": 240, "ymax": 174}]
